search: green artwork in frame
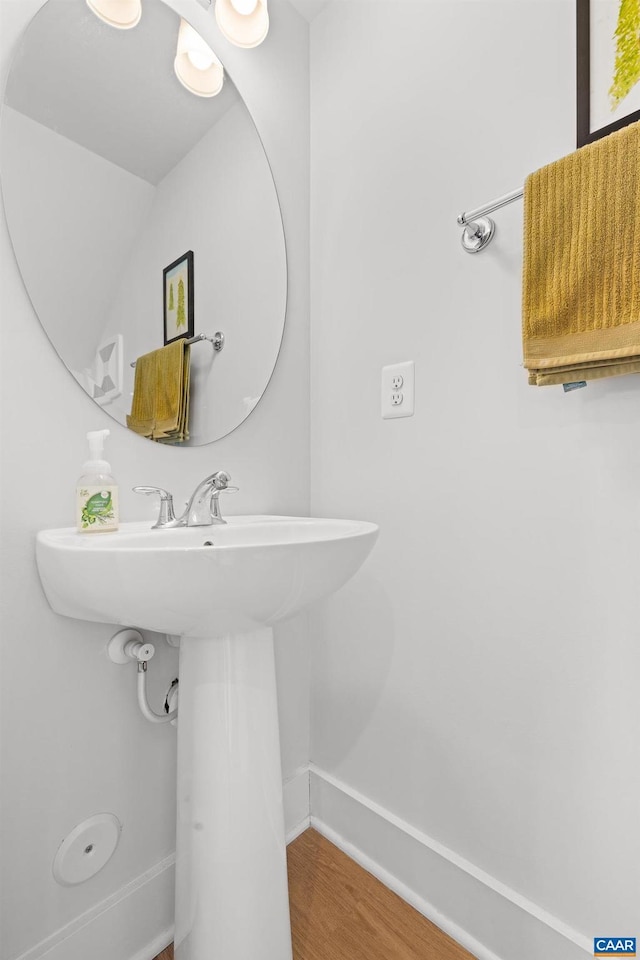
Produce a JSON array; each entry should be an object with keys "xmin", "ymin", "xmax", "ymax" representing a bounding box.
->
[
  {"xmin": 577, "ymin": 0, "xmax": 640, "ymax": 146},
  {"xmin": 609, "ymin": 0, "xmax": 640, "ymax": 107},
  {"xmin": 163, "ymin": 250, "xmax": 194, "ymax": 345}
]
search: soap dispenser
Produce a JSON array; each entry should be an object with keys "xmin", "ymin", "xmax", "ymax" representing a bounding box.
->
[{"xmin": 76, "ymin": 429, "xmax": 119, "ymax": 533}]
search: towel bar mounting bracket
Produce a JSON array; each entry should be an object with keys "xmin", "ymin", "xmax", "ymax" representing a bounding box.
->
[
  {"xmin": 195, "ymin": 332, "xmax": 225, "ymax": 352},
  {"xmin": 458, "ymin": 216, "xmax": 495, "ymax": 254},
  {"xmin": 456, "ymin": 186, "xmax": 523, "ymax": 253}
]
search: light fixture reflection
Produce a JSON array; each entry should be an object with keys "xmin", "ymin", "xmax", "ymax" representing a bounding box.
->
[
  {"xmin": 85, "ymin": 0, "xmax": 142, "ymax": 30},
  {"xmin": 174, "ymin": 20, "xmax": 224, "ymax": 98},
  {"xmin": 215, "ymin": 0, "xmax": 269, "ymax": 49},
  {"xmin": 230, "ymin": 0, "xmax": 258, "ymax": 14}
]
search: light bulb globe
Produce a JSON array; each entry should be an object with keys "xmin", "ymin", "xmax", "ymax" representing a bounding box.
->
[
  {"xmin": 187, "ymin": 49, "xmax": 215, "ymax": 71},
  {"xmin": 215, "ymin": 0, "xmax": 269, "ymax": 49},
  {"xmin": 175, "ymin": 19, "xmax": 224, "ymax": 97},
  {"xmin": 86, "ymin": 0, "xmax": 141, "ymax": 29},
  {"xmin": 229, "ymin": 0, "xmax": 258, "ymax": 14}
]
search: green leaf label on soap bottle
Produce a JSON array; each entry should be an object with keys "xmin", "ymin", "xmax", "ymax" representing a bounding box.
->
[{"xmin": 81, "ymin": 490, "xmax": 114, "ymax": 528}]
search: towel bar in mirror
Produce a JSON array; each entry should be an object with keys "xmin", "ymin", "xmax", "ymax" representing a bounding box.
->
[
  {"xmin": 0, "ymin": 0, "xmax": 286, "ymax": 445},
  {"xmin": 130, "ymin": 332, "xmax": 225, "ymax": 367}
]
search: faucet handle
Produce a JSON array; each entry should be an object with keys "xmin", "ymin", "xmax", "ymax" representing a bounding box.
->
[
  {"xmin": 209, "ymin": 472, "xmax": 238, "ymax": 498},
  {"xmin": 133, "ymin": 486, "xmax": 177, "ymax": 528},
  {"xmin": 209, "ymin": 479, "xmax": 238, "ymax": 524},
  {"xmin": 133, "ymin": 485, "xmax": 173, "ymax": 498},
  {"xmin": 210, "ymin": 470, "xmax": 232, "ymax": 489}
]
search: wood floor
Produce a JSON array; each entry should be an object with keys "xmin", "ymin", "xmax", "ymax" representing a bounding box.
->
[{"xmin": 153, "ymin": 828, "xmax": 476, "ymax": 960}]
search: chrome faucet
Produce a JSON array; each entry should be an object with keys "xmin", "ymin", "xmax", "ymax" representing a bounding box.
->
[
  {"xmin": 134, "ymin": 471, "xmax": 237, "ymax": 529},
  {"xmin": 183, "ymin": 471, "xmax": 235, "ymax": 526}
]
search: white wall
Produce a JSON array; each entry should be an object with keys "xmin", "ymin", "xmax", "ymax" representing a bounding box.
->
[
  {"xmin": 310, "ymin": 3, "xmax": 640, "ymax": 959},
  {"xmin": 0, "ymin": 1, "xmax": 309, "ymax": 958},
  {"xmin": 1, "ymin": 105, "xmax": 154, "ymax": 371}
]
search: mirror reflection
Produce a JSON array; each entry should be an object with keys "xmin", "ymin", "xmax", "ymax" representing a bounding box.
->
[{"xmin": 1, "ymin": 0, "xmax": 287, "ymax": 445}]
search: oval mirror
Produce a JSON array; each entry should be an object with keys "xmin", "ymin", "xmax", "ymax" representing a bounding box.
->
[{"xmin": 1, "ymin": 0, "xmax": 287, "ymax": 445}]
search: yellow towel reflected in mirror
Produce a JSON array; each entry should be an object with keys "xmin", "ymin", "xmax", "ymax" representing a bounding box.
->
[{"xmin": 127, "ymin": 339, "xmax": 190, "ymax": 443}]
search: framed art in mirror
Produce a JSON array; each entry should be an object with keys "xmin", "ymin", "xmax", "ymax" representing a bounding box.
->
[
  {"xmin": 577, "ymin": 0, "xmax": 640, "ymax": 146},
  {"xmin": 164, "ymin": 250, "xmax": 194, "ymax": 344}
]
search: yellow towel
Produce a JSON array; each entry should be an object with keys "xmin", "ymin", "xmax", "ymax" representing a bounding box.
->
[
  {"xmin": 522, "ymin": 120, "xmax": 640, "ymax": 386},
  {"xmin": 155, "ymin": 347, "xmax": 191, "ymax": 444},
  {"xmin": 127, "ymin": 340, "xmax": 190, "ymax": 443}
]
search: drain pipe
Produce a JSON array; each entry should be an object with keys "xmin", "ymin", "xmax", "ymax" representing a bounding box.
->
[{"xmin": 108, "ymin": 629, "xmax": 178, "ymax": 725}]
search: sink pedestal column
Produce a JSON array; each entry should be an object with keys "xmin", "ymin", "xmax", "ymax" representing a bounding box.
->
[{"xmin": 174, "ymin": 629, "xmax": 293, "ymax": 960}]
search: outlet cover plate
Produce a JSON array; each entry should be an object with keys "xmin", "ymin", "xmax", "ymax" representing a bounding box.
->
[{"xmin": 382, "ymin": 361, "xmax": 414, "ymax": 419}]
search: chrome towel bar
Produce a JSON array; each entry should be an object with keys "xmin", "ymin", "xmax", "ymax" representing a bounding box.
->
[
  {"xmin": 130, "ymin": 331, "xmax": 224, "ymax": 367},
  {"xmin": 457, "ymin": 187, "xmax": 523, "ymax": 253}
]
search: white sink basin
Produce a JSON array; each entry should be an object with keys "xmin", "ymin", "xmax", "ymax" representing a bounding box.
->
[
  {"xmin": 36, "ymin": 515, "xmax": 378, "ymax": 637},
  {"xmin": 36, "ymin": 513, "xmax": 378, "ymax": 960}
]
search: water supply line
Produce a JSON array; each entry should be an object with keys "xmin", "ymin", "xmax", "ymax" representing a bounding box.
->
[
  {"xmin": 137, "ymin": 659, "xmax": 177, "ymax": 725},
  {"xmin": 107, "ymin": 629, "xmax": 178, "ymax": 725}
]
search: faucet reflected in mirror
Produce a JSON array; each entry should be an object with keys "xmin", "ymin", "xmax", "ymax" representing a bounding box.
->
[{"xmin": 133, "ymin": 471, "xmax": 238, "ymax": 528}]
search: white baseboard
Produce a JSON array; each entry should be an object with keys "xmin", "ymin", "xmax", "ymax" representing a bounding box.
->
[
  {"xmin": 284, "ymin": 766, "xmax": 311, "ymax": 841},
  {"xmin": 15, "ymin": 766, "xmax": 587, "ymax": 960},
  {"xmin": 13, "ymin": 769, "xmax": 311, "ymax": 960},
  {"xmin": 128, "ymin": 928, "xmax": 174, "ymax": 960},
  {"xmin": 309, "ymin": 765, "xmax": 592, "ymax": 960},
  {"xmin": 14, "ymin": 856, "xmax": 175, "ymax": 960}
]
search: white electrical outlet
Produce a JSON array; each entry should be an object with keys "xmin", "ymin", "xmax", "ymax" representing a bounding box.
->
[{"xmin": 382, "ymin": 362, "xmax": 414, "ymax": 419}]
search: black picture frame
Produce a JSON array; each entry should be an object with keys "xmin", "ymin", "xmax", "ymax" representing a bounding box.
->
[
  {"xmin": 163, "ymin": 250, "xmax": 194, "ymax": 345},
  {"xmin": 577, "ymin": 0, "xmax": 640, "ymax": 147}
]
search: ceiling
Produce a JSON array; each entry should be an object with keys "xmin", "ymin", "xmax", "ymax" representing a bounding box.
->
[
  {"xmin": 5, "ymin": 0, "xmax": 334, "ymax": 184},
  {"xmin": 5, "ymin": 0, "xmax": 240, "ymax": 185},
  {"xmin": 287, "ymin": 0, "xmax": 332, "ymax": 23}
]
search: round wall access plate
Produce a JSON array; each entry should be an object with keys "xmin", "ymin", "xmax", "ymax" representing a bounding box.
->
[{"xmin": 52, "ymin": 813, "xmax": 122, "ymax": 885}]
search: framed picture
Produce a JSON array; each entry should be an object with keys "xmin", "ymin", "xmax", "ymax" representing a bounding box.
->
[
  {"xmin": 577, "ymin": 0, "xmax": 640, "ymax": 147},
  {"xmin": 163, "ymin": 250, "xmax": 194, "ymax": 345}
]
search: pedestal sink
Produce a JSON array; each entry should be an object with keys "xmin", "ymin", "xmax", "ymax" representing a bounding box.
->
[{"xmin": 36, "ymin": 516, "xmax": 378, "ymax": 960}]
